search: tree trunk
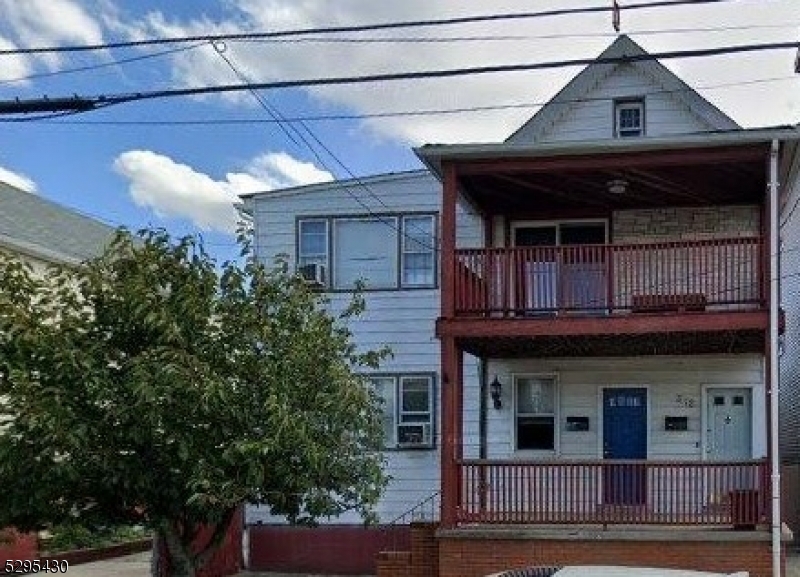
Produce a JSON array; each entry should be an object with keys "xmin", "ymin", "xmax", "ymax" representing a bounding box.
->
[
  {"xmin": 150, "ymin": 533, "xmax": 162, "ymax": 577},
  {"xmin": 162, "ymin": 523, "xmax": 196, "ymax": 577}
]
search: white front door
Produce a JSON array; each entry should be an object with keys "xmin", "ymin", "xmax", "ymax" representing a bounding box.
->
[{"xmin": 706, "ymin": 388, "xmax": 752, "ymax": 461}]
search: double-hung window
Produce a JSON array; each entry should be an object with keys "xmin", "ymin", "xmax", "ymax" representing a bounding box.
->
[
  {"xmin": 515, "ymin": 375, "xmax": 557, "ymax": 452},
  {"xmin": 401, "ymin": 215, "xmax": 436, "ymax": 287},
  {"xmin": 614, "ymin": 99, "xmax": 645, "ymax": 138},
  {"xmin": 370, "ymin": 374, "xmax": 435, "ymax": 449},
  {"xmin": 297, "ymin": 214, "xmax": 437, "ymax": 290},
  {"xmin": 298, "ymin": 219, "xmax": 328, "ymax": 270}
]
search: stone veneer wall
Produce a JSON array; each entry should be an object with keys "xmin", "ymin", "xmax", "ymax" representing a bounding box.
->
[{"xmin": 612, "ymin": 205, "xmax": 761, "ymax": 244}]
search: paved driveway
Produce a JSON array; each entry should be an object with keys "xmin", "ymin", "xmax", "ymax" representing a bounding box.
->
[{"xmin": 54, "ymin": 549, "xmax": 800, "ymax": 577}]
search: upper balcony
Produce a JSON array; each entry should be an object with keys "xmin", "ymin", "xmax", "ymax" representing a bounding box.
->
[
  {"xmin": 454, "ymin": 237, "xmax": 764, "ymax": 317},
  {"xmin": 425, "ymin": 140, "xmax": 775, "ymax": 357}
]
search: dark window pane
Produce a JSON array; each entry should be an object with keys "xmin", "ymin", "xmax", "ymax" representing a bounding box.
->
[
  {"xmin": 515, "ymin": 226, "xmax": 557, "ymax": 247},
  {"xmin": 517, "ymin": 416, "xmax": 555, "ymax": 450},
  {"xmin": 714, "ymin": 396, "xmax": 725, "ymax": 406},
  {"xmin": 733, "ymin": 396, "xmax": 745, "ymax": 406}
]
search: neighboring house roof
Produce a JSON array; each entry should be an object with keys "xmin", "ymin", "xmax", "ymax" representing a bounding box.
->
[
  {"xmin": 505, "ymin": 34, "xmax": 740, "ymax": 144},
  {"xmin": 0, "ymin": 181, "xmax": 116, "ymax": 265},
  {"xmin": 239, "ymin": 169, "xmax": 431, "ymax": 202}
]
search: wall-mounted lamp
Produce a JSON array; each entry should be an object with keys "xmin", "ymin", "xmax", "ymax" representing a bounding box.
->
[
  {"xmin": 606, "ymin": 178, "xmax": 629, "ymax": 195},
  {"xmin": 490, "ymin": 376, "xmax": 503, "ymax": 410}
]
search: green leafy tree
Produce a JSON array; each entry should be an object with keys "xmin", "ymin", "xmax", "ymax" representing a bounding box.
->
[{"xmin": 0, "ymin": 229, "xmax": 389, "ymax": 577}]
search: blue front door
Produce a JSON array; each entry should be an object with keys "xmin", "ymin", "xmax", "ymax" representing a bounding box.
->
[{"xmin": 603, "ymin": 388, "xmax": 647, "ymax": 505}]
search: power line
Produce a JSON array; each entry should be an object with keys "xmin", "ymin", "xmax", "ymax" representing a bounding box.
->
[
  {"xmin": 0, "ymin": 0, "xmax": 740, "ymax": 57},
  {"xmin": 233, "ymin": 22, "xmax": 800, "ymax": 45},
  {"xmin": 2, "ymin": 40, "xmax": 798, "ymax": 116},
  {"xmin": 0, "ymin": 42, "xmax": 209, "ymax": 87},
  {"xmin": 212, "ymin": 47, "xmax": 441, "ymax": 253},
  {"xmin": 9, "ymin": 74, "xmax": 795, "ymax": 126}
]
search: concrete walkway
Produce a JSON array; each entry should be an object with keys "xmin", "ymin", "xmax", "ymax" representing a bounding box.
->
[{"xmin": 51, "ymin": 549, "xmax": 800, "ymax": 577}]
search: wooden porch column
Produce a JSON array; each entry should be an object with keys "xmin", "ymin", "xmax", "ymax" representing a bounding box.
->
[
  {"xmin": 440, "ymin": 336, "xmax": 463, "ymax": 528},
  {"xmin": 440, "ymin": 162, "xmax": 462, "ymax": 527},
  {"xmin": 442, "ymin": 162, "xmax": 457, "ymax": 318}
]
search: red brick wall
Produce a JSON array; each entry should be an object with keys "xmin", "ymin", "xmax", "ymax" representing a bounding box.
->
[
  {"xmin": 0, "ymin": 529, "xmax": 37, "ymax": 563},
  {"xmin": 377, "ymin": 551, "xmax": 411, "ymax": 577},
  {"xmin": 438, "ymin": 537, "xmax": 779, "ymax": 577},
  {"xmin": 249, "ymin": 524, "xmax": 410, "ymax": 575},
  {"xmin": 157, "ymin": 508, "xmax": 243, "ymax": 577},
  {"xmin": 409, "ymin": 523, "xmax": 438, "ymax": 577}
]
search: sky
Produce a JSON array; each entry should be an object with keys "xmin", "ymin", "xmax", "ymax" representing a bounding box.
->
[{"xmin": 0, "ymin": 0, "xmax": 798, "ymax": 260}]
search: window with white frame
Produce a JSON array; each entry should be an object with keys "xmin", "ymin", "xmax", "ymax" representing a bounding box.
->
[
  {"xmin": 614, "ymin": 99, "xmax": 644, "ymax": 138},
  {"xmin": 298, "ymin": 219, "xmax": 328, "ymax": 270},
  {"xmin": 370, "ymin": 374, "xmax": 435, "ymax": 449},
  {"xmin": 297, "ymin": 214, "xmax": 437, "ymax": 290},
  {"xmin": 515, "ymin": 375, "xmax": 557, "ymax": 451},
  {"xmin": 401, "ymin": 215, "xmax": 436, "ymax": 287}
]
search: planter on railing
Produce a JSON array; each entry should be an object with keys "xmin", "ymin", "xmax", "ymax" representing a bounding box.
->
[
  {"xmin": 453, "ymin": 237, "xmax": 764, "ymax": 317},
  {"xmin": 458, "ymin": 459, "xmax": 769, "ymax": 527}
]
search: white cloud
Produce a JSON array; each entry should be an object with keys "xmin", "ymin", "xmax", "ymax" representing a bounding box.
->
[
  {"xmin": 0, "ymin": 165, "xmax": 37, "ymax": 193},
  {"xmin": 0, "ymin": 0, "xmax": 104, "ymax": 71},
  {"xmin": 0, "ymin": 36, "xmax": 32, "ymax": 83},
  {"xmin": 113, "ymin": 150, "xmax": 332, "ymax": 233},
  {"xmin": 119, "ymin": 0, "xmax": 799, "ymax": 144}
]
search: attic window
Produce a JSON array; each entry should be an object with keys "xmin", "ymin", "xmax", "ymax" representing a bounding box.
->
[{"xmin": 614, "ymin": 99, "xmax": 644, "ymax": 137}]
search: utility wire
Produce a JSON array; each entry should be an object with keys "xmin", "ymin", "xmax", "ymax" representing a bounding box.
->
[
  {"xmin": 11, "ymin": 73, "xmax": 796, "ymax": 126},
  {"xmin": 0, "ymin": 0, "xmax": 741, "ymax": 57},
  {"xmin": 0, "ymin": 42, "xmax": 209, "ymax": 87},
  {"xmin": 2, "ymin": 40, "xmax": 798, "ymax": 116},
  {"xmin": 233, "ymin": 22, "xmax": 800, "ymax": 45},
  {"xmin": 212, "ymin": 47, "xmax": 441, "ymax": 253}
]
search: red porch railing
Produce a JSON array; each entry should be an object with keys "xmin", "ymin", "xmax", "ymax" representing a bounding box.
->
[
  {"xmin": 454, "ymin": 237, "xmax": 764, "ymax": 316},
  {"xmin": 459, "ymin": 459, "xmax": 769, "ymax": 527}
]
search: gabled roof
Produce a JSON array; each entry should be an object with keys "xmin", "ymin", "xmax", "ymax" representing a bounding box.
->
[
  {"xmin": 0, "ymin": 181, "xmax": 115, "ymax": 265},
  {"xmin": 506, "ymin": 35, "xmax": 740, "ymax": 144}
]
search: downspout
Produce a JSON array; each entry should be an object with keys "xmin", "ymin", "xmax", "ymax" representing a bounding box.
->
[
  {"xmin": 769, "ymin": 138, "xmax": 782, "ymax": 577},
  {"xmin": 478, "ymin": 358, "xmax": 488, "ymax": 460},
  {"xmin": 478, "ymin": 357, "xmax": 488, "ymax": 512}
]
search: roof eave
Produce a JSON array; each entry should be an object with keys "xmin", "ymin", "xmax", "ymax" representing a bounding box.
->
[{"xmin": 415, "ymin": 126, "xmax": 800, "ymax": 178}]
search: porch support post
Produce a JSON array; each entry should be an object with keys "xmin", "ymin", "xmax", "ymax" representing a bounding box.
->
[
  {"xmin": 440, "ymin": 337, "xmax": 463, "ymax": 528},
  {"xmin": 440, "ymin": 161, "xmax": 461, "ymax": 528},
  {"xmin": 442, "ymin": 162, "xmax": 457, "ymax": 319}
]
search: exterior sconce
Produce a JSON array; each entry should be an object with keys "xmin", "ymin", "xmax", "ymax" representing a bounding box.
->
[
  {"xmin": 606, "ymin": 178, "xmax": 629, "ymax": 195},
  {"xmin": 490, "ymin": 376, "xmax": 503, "ymax": 410}
]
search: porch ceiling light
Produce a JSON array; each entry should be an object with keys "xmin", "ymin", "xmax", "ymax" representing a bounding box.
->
[
  {"xmin": 490, "ymin": 376, "xmax": 503, "ymax": 410},
  {"xmin": 607, "ymin": 178, "xmax": 629, "ymax": 195}
]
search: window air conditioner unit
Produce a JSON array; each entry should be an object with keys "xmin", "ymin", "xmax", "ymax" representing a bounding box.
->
[
  {"xmin": 299, "ymin": 263, "xmax": 326, "ymax": 287},
  {"xmin": 397, "ymin": 424, "xmax": 432, "ymax": 447}
]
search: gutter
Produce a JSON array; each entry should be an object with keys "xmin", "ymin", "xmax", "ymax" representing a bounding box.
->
[{"xmin": 769, "ymin": 138, "xmax": 782, "ymax": 577}]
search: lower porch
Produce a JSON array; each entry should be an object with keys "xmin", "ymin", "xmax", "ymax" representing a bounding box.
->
[{"xmin": 458, "ymin": 459, "xmax": 770, "ymax": 528}]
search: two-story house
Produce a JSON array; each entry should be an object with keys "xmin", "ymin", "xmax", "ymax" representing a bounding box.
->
[{"xmin": 243, "ymin": 35, "xmax": 800, "ymax": 577}]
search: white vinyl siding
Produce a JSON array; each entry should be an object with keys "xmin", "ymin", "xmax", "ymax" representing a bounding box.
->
[
  {"xmin": 486, "ymin": 355, "xmax": 766, "ymax": 461},
  {"xmin": 334, "ymin": 218, "xmax": 398, "ymax": 289},
  {"xmin": 532, "ymin": 64, "xmax": 717, "ymax": 143},
  {"xmin": 247, "ymin": 171, "xmax": 483, "ymax": 523}
]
